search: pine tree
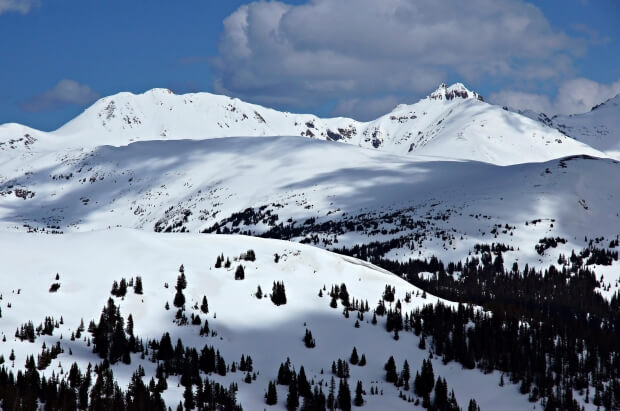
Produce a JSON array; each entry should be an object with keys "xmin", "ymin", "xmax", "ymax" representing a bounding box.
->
[
  {"xmin": 468, "ymin": 398, "xmax": 481, "ymax": 411},
  {"xmin": 271, "ymin": 281, "xmax": 287, "ymax": 306},
  {"xmin": 414, "ymin": 359, "xmax": 435, "ymax": 401},
  {"xmin": 303, "ymin": 329, "xmax": 316, "ymax": 348},
  {"xmin": 418, "ymin": 335, "xmax": 426, "ymax": 349},
  {"xmin": 134, "ymin": 276, "xmax": 143, "ymax": 294},
  {"xmin": 173, "ymin": 290, "xmax": 185, "ymax": 308},
  {"xmin": 286, "ymin": 374, "xmax": 299, "ymax": 410},
  {"xmin": 183, "ymin": 384, "xmax": 195, "ymax": 410},
  {"xmin": 173, "ymin": 272, "xmax": 187, "ymax": 308},
  {"xmin": 234, "ymin": 265, "xmax": 245, "ymax": 280},
  {"xmin": 349, "ymin": 347, "xmax": 359, "ymax": 365},
  {"xmin": 200, "ymin": 296, "xmax": 209, "ymax": 314},
  {"xmin": 337, "ymin": 379, "xmax": 351, "ymax": 411},
  {"xmin": 359, "ymin": 354, "xmax": 366, "ymax": 366},
  {"xmin": 256, "ymin": 285, "xmax": 263, "ymax": 299},
  {"xmin": 401, "ymin": 360, "xmax": 411, "ymax": 391},
  {"xmin": 354, "ymin": 380, "xmax": 364, "ymax": 406},
  {"xmin": 384, "ymin": 356, "xmax": 397, "ymax": 383},
  {"xmin": 297, "ymin": 366, "xmax": 311, "ymax": 398},
  {"xmin": 327, "ymin": 377, "xmax": 336, "ymax": 410}
]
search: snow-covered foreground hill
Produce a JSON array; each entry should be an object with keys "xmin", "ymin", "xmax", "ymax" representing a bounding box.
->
[
  {"xmin": 0, "ymin": 83, "xmax": 605, "ymax": 166},
  {"xmin": 0, "ymin": 229, "xmax": 530, "ymax": 410},
  {"xmin": 2, "ymin": 136, "xmax": 620, "ymax": 297}
]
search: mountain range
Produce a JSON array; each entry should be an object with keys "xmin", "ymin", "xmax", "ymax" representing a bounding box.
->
[{"xmin": 1, "ymin": 83, "xmax": 611, "ymax": 165}]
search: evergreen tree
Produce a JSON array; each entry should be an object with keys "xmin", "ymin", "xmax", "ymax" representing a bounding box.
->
[
  {"xmin": 234, "ymin": 265, "xmax": 245, "ymax": 280},
  {"xmin": 134, "ymin": 276, "xmax": 143, "ymax": 294},
  {"xmin": 468, "ymin": 398, "xmax": 481, "ymax": 411},
  {"xmin": 401, "ymin": 360, "xmax": 410, "ymax": 391},
  {"xmin": 303, "ymin": 329, "xmax": 316, "ymax": 348},
  {"xmin": 327, "ymin": 377, "xmax": 336, "ymax": 410},
  {"xmin": 433, "ymin": 377, "xmax": 448, "ymax": 410},
  {"xmin": 183, "ymin": 384, "xmax": 195, "ymax": 410},
  {"xmin": 337, "ymin": 379, "xmax": 351, "ymax": 411},
  {"xmin": 414, "ymin": 359, "xmax": 435, "ymax": 401},
  {"xmin": 173, "ymin": 271, "xmax": 187, "ymax": 308},
  {"xmin": 384, "ymin": 356, "xmax": 397, "ymax": 383},
  {"xmin": 297, "ymin": 366, "xmax": 311, "ymax": 398},
  {"xmin": 200, "ymin": 296, "xmax": 209, "ymax": 314},
  {"xmin": 349, "ymin": 347, "xmax": 359, "ymax": 365},
  {"xmin": 354, "ymin": 380, "xmax": 364, "ymax": 406},
  {"xmin": 271, "ymin": 281, "xmax": 287, "ymax": 306},
  {"xmin": 286, "ymin": 374, "xmax": 299, "ymax": 410}
]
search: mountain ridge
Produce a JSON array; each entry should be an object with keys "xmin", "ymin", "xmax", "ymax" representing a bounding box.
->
[{"xmin": 0, "ymin": 83, "xmax": 606, "ymax": 166}]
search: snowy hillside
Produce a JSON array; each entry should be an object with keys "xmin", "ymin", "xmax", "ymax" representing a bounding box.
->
[
  {"xmin": 0, "ymin": 83, "xmax": 605, "ymax": 165},
  {"xmin": 1, "ymin": 136, "xmax": 619, "ymax": 298},
  {"xmin": 0, "ymin": 229, "xmax": 530, "ymax": 410}
]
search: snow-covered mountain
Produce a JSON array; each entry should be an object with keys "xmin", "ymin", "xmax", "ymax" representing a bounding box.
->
[{"xmin": 0, "ymin": 83, "xmax": 605, "ymax": 165}]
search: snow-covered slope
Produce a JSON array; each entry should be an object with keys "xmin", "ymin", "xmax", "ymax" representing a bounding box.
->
[
  {"xmin": 2, "ymin": 136, "xmax": 619, "ymax": 297},
  {"xmin": 544, "ymin": 94, "xmax": 620, "ymax": 159},
  {"xmin": 0, "ymin": 83, "xmax": 605, "ymax": 165},
  {"xmin": 347, "ymin": 83, "xmax": 603, "ymax": 164},
  {"xmin": 0, "ymin": 229, "xmax": 530, "ymax": 410}
]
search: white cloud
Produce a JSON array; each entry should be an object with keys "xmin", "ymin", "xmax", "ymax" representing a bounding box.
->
[
  {"xmin": 332, "ymin": 96, "xmax": 401, "ymax": 121},
  {"xmin": 0, "ymin": 0, "xmax": 38, "ymax": 15},
  {"xmin": 554, "ymin": 78, "xmax": 620, "ymax": 114},
  {"xmin": 489, "ymin": 77, "xmax": 620, "ymax": 115},
  {"xmin": 212, "ymin": 0, "xmax": 584, "ymax": 118},
  {"xmin": 487, "ymin": 91, "xmax": 553, "ymax": 113},
  {"xmin": 22, "ymin": 79, "xmax": 100, "ymax": 112}
]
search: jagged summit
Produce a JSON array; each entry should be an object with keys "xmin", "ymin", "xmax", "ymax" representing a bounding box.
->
[{"xmin": 427, "ymin": 82, "xmax": 484, "ymax": 102}]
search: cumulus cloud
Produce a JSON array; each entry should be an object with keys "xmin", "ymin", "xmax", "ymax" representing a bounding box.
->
[
  {"xmin": 489, "ymin": 77, "xmax": 620, "ymax": 115},
  {"xmin": 212, "ymin": 0, "xmax": 584, "ymax": 118},
  {"xmin": 0, "ymin": 0, "xmax": 39, "ymax": 15},
  {"xmin": 22, "ymin": 80, "xmax": 100, "ymax": 112}
]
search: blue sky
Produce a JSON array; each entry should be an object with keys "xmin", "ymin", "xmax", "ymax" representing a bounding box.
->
[{"xmin": 1, "ymin": 0, "xmax": 618, "ymax": 130}]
